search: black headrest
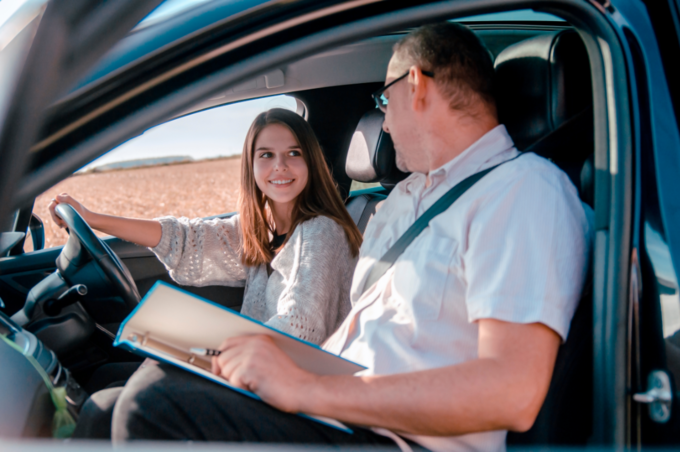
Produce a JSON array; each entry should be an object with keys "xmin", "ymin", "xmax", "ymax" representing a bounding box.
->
[
  {"xmin": 345, "ymin": 109, "xmax": 408, "ymax": 187},
  {"xmin": 580, "ymin": 154, "xmax": 594, "ymax": 207},
  {"xmin": 494, "ymin": 30, "xmax": 592, "ymax": 150}
]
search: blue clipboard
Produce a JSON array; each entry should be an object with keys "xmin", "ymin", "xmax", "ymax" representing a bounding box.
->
[{"xmin": 115, "ymin": 280, "xmax": 364, "ymax": 433}]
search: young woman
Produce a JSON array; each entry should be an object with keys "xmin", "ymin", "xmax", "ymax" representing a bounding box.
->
[{"xmin": 50, "ymin": 108, "xmax": 363, "ymax": 345}]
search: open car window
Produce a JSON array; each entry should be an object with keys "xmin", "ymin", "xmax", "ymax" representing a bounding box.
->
[{"xmin": 25, "ymin": 95, "xmax": 298, "ymax": 252}]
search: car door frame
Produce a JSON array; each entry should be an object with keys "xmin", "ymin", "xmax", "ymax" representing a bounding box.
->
[
  {"xmin": 609, "ymin": 0, "xmax": 680, "ymax": 446},
  {"xmin": 1, "ymin": 0, "xmax": 654, "ymax": 448}
]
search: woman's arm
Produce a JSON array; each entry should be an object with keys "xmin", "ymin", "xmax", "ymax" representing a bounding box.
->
[
  {"xmin": 49, "ymin": 194, "xmax": 247, "ymax": 287},
  {"xmin": 48, "ymin": 193, "xmax": 161, "ymax": 248},
  {"xmin": 151, "ymin": 216, "xmax": 247, "ymax": 287}
]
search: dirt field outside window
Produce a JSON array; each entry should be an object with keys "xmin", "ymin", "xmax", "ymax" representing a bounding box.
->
[{"xmin": 31, "ymin": 157, "xmax": 242, "ymax": 250}]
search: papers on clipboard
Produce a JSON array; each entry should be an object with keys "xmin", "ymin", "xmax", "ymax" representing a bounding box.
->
[{"xmin": 114, "ymin": 281, "xmax": 364, "ymax": 433}]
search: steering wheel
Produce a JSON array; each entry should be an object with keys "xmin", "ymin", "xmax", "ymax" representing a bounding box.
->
[{"xmin": 54, "ymin": 203, "xmax": 141, "ymax": 310}]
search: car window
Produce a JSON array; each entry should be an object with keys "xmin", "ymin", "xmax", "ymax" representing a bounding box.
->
[
  {"xmin": 349, "ymin": 180, "xmax": 381, "ymax": 192},
  {"xmin": 25, "ymin": 95, "xmax": 298, "ymax": 252}
]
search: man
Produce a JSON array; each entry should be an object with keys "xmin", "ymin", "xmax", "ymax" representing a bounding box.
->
[{"xmin": 111, "ymin": 22, "xmax": 592, "ymax": 451}]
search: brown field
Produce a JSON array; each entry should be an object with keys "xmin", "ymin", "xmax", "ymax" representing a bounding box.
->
[{"xmin": 33, "ymin": 158, "xmax": 242, "ymax": 250}]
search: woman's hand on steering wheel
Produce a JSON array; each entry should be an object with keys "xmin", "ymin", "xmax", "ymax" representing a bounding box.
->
[
  {"xmin": 49, "ymin": 193, "xmax": 93, "ymax": 229},
  {"xmin": 54, "ymin": 203, "xmax": 141, "ymax": 310}
]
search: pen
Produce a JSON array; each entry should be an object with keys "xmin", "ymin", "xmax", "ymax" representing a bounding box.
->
[{"xmin": 190, "ymin": 347, "xmax": 221, "ymax": 356}]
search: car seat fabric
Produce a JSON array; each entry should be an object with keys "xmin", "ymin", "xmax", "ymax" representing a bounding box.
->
[
  {"xmin": 495, "ymin": 30, "xmax": 595, "ymax": 445},
  {"xmin": 494, "ymin": 30, "xmax": 592, "ymax": 150},
  {"xmin": 495, "ymin": 30, "xmax": 594, "ymax": 200},
  {"xmin": 345, "ymin": 109, "xmax": 408, "ymax": 187},
  {"xmin": 345, "ymin": 109, "xmax": 407, "ymax": 232}
]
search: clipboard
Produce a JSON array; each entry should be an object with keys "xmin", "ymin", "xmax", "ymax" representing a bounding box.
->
[{"xmin": 114, "ymin": 281, "xmax": 364, "ymax": 433}]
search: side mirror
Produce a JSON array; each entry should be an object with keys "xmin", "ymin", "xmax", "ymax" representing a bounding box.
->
[{"xmin": 28, "ymin": 213, "xmax": 45, "ymax": 251}]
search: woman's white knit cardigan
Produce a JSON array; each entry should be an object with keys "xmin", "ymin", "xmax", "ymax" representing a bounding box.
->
[{"xmin": 151, "ymin": 214, "xmax": 356, "ymax": 344}]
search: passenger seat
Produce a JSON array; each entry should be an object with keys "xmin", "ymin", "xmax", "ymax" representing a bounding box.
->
[
  {"xmin": 346, "ymin": 28, "xmax": 594, "ymax": 446},
  {"xmin": 494, "ymin": 30, "xmax": 595, "ymax": 445},
  {"xmin": 344, "ymin": 109, "xmax": 408, "ymax": 233},
  {"xmin": 495, "ymin": 29, "xmax": 593, "ymax": 201}
]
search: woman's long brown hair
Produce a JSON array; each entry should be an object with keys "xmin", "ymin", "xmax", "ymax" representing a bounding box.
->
[{"xmin": 238, "ymin": 108, "xmax": 362, "ymax": 267}]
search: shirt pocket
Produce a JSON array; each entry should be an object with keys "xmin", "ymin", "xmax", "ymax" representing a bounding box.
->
[{"xmin": 392, "ymin": 236, "xmax": 456, "ymax": 320}]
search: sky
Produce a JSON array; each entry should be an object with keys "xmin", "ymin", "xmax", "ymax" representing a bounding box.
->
[
  {"xmin": 81, "ymin": 95, "xmax": 298, "ymax": 170},
  {"xmin": 0, "ymin": 0, "xmax": 26, "ymax": 29}
]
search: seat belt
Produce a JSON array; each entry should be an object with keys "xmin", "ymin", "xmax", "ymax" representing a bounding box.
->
[{"xmin": 361, "ymin": 154, "xmax": 521, "ymax": 295}]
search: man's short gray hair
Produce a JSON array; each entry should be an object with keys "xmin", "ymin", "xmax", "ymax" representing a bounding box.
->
[{"xmin": 393, "ymin": 22, "xmax": 496, "ymax": 113}]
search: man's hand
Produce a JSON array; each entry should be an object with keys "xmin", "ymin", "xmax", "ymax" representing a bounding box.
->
[
  {"xmin": 211, "ymin": 335, "xmax": 316, "ymax": 413},
  {"xmin": 209, "ymin": 321, "xmax": 560, "ymax": 436},
  {"xmin": 245, "ymin": 320, "xmax": 560, "ymax": 436}
]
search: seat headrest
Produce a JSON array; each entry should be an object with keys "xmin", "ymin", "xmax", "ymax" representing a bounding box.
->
[
  {"xmin": 494, "ymin": 30, "xmax": 592, "ymax": 150},
  {"xmin": 345, "ymin": 109, "xmax": 408, "ymax": 187}
]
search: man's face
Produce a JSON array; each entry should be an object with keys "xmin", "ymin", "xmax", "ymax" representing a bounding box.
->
[{"xmin": 382, "ymin": 54, "xmax": 423, "ymax": 173}]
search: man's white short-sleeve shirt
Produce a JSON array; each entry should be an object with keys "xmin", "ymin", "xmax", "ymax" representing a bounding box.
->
[{"xmin": 324, "ymin": 125, "xmax": 593, "ymax": 452}]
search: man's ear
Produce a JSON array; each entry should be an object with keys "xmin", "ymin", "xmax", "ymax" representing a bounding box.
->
[{"xmin": 409, "ymin": 66, "xmax": 429, "ymax": 113}]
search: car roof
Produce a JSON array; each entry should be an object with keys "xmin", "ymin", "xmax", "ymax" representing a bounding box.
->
[
  {"xmin": 64, "ymin": 4, "xmax": 569, "ymax": 122},
  {"xmin": 70, "ymin": 3, "xmax": 566, "ymax": 100}
]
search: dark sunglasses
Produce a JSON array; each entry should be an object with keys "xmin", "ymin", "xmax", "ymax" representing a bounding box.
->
[{"xmin": 371, "ymin": 70, "xmax": 435, "ymax": 112}]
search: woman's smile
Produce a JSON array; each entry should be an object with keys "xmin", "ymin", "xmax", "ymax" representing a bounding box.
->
[{"xmin": 269, "ymin": 178, "xmax": 295, "ymax": 186}]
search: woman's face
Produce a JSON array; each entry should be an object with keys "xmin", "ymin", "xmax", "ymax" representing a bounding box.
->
[{"xmin": 253, "ymin": 123, "xmax": 309, "ymax": 209}]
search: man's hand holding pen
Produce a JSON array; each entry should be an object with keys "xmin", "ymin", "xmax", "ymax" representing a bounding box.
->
[{"xmin": 210, "ymin": 334, "xmax": 317, "ymax": 414}]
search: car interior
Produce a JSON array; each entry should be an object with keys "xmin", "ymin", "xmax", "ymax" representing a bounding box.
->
[{"xmin": 1, "ymin": 3, "xmax": 606, "ymax": 445}]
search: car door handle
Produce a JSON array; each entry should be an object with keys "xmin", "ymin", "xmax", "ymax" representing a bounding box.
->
[
  {"xmin": 633, "ymin": 370, "xmax": 673, "ymax": 423},
  {"xmin": 633, "ymin": 388, "xmax": 672, "ymax": 404}
]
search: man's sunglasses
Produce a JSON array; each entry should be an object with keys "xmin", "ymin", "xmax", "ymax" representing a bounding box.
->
[{"xmin": 371, "ymin": 70, "xmax": 435, "ymax": 112}]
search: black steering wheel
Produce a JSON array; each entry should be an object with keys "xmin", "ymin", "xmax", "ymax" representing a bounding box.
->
[{"xmin": 54, "ymin": 203, "xmax": 140, "ymax": 310}]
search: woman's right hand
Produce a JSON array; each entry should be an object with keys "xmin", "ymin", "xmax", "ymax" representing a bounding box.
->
[{"xmin": 48, "ymin": 193, "xmax": 93, "ymax": 229}]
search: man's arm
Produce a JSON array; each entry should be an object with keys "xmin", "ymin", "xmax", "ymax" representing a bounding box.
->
[{"xmin": 213, "ymin": 319, "xmax": 561, "ymax": 436}]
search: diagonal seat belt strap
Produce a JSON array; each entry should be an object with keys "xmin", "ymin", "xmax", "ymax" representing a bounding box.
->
[{"xmin": 361, "ymin": 155, "xmax": 520, "ymax": 295}]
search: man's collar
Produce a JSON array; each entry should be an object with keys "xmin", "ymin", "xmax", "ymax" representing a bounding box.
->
[{"xmin": 427, "ymin": 124, "xmax": 515, "ymax": 184}]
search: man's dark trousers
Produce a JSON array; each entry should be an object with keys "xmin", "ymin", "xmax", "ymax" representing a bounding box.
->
[{"xmin": 111, "ymin": 363, "xmax": 416, "ymax": 448}]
